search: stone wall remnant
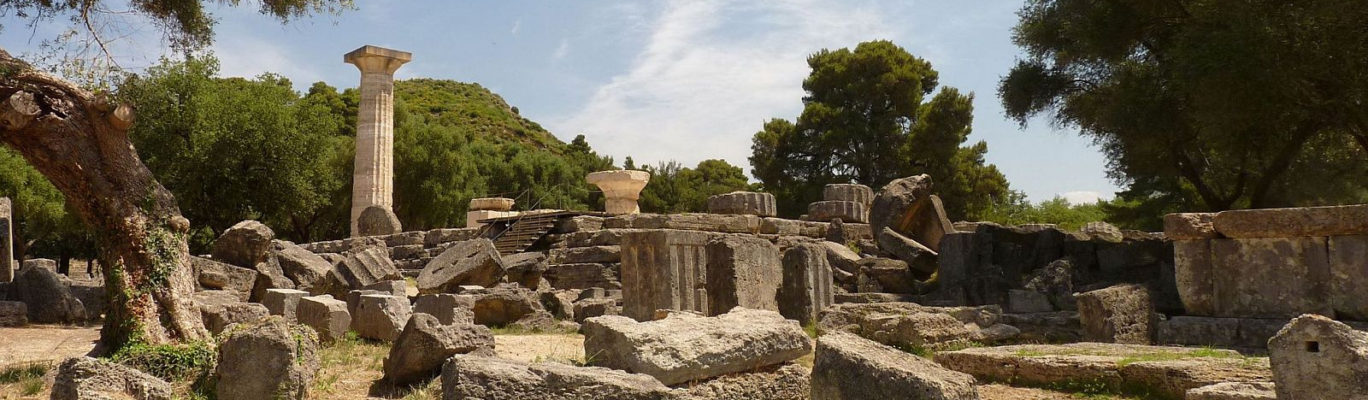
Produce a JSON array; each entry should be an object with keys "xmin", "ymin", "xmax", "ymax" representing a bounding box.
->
[
  {"xmin": 619, "ymin": 229, "xmax": 717, "ymax": 320},
  {"xmin": 707, "ymin": 191, "xmax": 777, "ymax": 217}
]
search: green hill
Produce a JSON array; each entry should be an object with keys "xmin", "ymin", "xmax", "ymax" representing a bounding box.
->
[{"xmin": 394, "ymin": 79, "xmax": 568, "ymax": 153}]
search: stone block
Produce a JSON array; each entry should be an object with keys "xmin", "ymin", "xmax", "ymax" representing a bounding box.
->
[
  {"xmin": 856, "ymin": 257, "xmax": 915, "ymax": 294},
  {"xmin": 573, "ymin": 298, "xmax": 619, "ymax": 323},
  {"xmin": 262, "ymin": 288, "xmax": 309, "ymax": 322},
  {"xmin": 424, "ymin": 228, "xmax": 480, "ymax": 247},
  {"xmin": 465, "ymin": 210, "xmax": 518, "ymax": 228},
  {"xmin": 354, "ymin": 294, "xmax": 411, "ymax": 341},
  {"xmin": 812, "ymin": 332, "xmax": 978, "ymax": 400},
  {"xmin": 12, "ymin": 264, "xmax": 84, "ymax": 324},
  {"xmin": 556, "ymin": 215, "xmax": 605, "ymax": 233},
  {"xmin": 1163, "ymin": 213, "xmax": 1219, "ymax": 240},
  {"xmin": 389, "ymin": 244, "xmax": 426, "ymax": 260},
  {"xmin": 1269, "ymin": 314, "xmax": 1368, "ymax": 400},
  {"xmin": 383, "ymin": 231, "xmax": 425, "ymax": 247},
  {"xmin": 1213, "ymin": 204, "xmax": 1368, "ymax": 238},
  {"xmin": 822, "ymin": 183, "xmax": 874, "ymax": 206},
  {"xmin": 270, "ymin": 241, "xmax": 332, "ymax": 293},
  {"xmin": 1186, "ymin": 382, "xmax": 1276, "ymax": 400},
  {"xmin": 1155, "ymin": 316, "xmax": 1239, "ymax": 348},
  {"xmin": 418, "ymin": 238, "xmax": 504, "ymax": 294},
  {"xmin": 758, "ymin": 217, "xmax": 829, "ymax": 237},
  {"xmin": 1329, "ymin": 235, "xmax": 1368, "ymax": 320},
  {"xmin": 0, "ymin": 300, "xmax": 26, "ymax": 326},
  {"xmin": 1075, "ymin": 284, "xmax": 1156, "ymax": 344},
  {"xmin": 216, "ymin": 317, "xmax": 319, "ymax": 400},
  {"xmin": 605, "ymin": 213, "xmax": 761, "ymax": 234},
  {"xmin": 211, "ymin": 220, "xmax": 275, "ymax": 268},
  {"xmin": 818, "ymin": 302, "xmax": 1017, "ymax": 349},
  {"xmin": 22, "ymin": 258, "xmax": 55, "ymax": 272},
  {"xmin": 707, "ymin": 191, "xmax": 777, "ymax": 217},
  {"xmin": 441, "ymin": 355, "xmax": 673, "ymax": 399},
  {"xmin": 1211, "ymin": 237, "xmax": 1331, "ymax": 318},
  {"xmin": 334, "ymin": 246, "xmax": 401, "ymax": 290},
  {"xmin": 413, "ymin": 293, "xmax": 475, "ymax": 325},
  {"xmin": 52, "ymin": 357, "xmax": 173, "ymax": 400},
  {"xmin": 192, "ymin": 256, "xmax": 257, "ymax": 301},
  {"xmin": 469, "ymin": 286, "xmax": 543, "ymax": 327},
  {"xmin": 358, "ymin": 205, "xmax": 402, "ymax": 236},
  {"xmin": 468, "ymin": 197, "xmax": 514, "ymax": 212},
  {"xmin": 544, "ymin": 263, "xmax": 620, "ymax": 290},
  {"xmin": 502, "ymin": 252, "xmax": 548, "ymax": 289},
  {"xmin": 807, "ymin": 201, "xmax": 868, "ymax": 223},
  {"xmin": 383, "ymin": 313, "xmax": 494, "ymax": 385},
  {"xmin": 778, "ymin": 243, "xmax": 834, "ymax": 324},
  {"xmin": 876, "ymin": 227, "xmax": 937, "ymax": 274},
  {"xmin": 1174, "ymin": 239, "xmax": 1216, "ymax": 316},
  {"xmin": 249, "ymin": 257, "xmax": 296, "ymax": 302},
  {"xmin": 362, "ymin": 279, "xmax": 406, "ymax": 296},
  {"xmin": 582, "ymin": 308, "xmax": 811, "ymax": 385},
  {"xmin": 619, "ymin": 229, "xmax": 719, "ymax": 320},
  {"xmin": 676, "ymin": 363, "xmax": 810, "ymax": 400},
  {"xmin": 200, "ymin": 302, "xmax": 269, "ymax": 335},
  {"xmin": 1008, "ymin": 289, "xmax": 1054, "ymax": 313},
  {"xmin": 548, "ymin": 245, "xmax": 620, "ymax": 264},
  {"xmin": 297, "ymin": 295, "xmax": 350, "ymax": 342},
  {"xmin": 704, "ymin": 235, "xmax": 782, "ymax": 315}
]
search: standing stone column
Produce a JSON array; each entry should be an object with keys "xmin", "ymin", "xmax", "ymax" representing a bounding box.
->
[
  {"xmin": 0, "ymin": 198, "xmax": 11, "ymax": 282},
  {"xmin": 345, "ymin": 45, "xmax": 411, "ymax": 237}
]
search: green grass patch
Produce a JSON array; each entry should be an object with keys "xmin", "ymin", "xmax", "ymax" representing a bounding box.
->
[
  {"xmin": 490, "ymin": 323, "xmax": 578, "ymax": 336},
  {"xmin": 110, "ymin": 341, "xmax": 217, "ymax": 384},
  {"xmin": 802, "ymin": 323, "xmax": 821, "ymax": 339},
  {"xmin": 0, "ymin": 362, "xmax": 49, "ymax": 384}
]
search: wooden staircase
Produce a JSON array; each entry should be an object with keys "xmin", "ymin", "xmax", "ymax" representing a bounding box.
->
[{"xmin": 490, "ymin": 213, "xmax": 563, "ymax": 255}]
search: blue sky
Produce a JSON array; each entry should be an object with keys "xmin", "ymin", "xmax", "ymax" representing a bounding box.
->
[{"xmin": 0, "ymin": 0, "xmax": 1119, "ymax": 204}]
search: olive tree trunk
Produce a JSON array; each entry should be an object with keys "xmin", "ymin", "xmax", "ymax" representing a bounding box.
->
[{"xmin": 0, "ymin": 48, "xmax": 207, "ymax": 350}]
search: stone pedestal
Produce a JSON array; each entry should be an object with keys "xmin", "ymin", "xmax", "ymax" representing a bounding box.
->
[
  {"xmin": 466, "ymin": 198, "xmax": 518, "ymax": 228},
  {"xmin": 345, "ymin": 45, "xmax": 411, "ymax": 237},
  {"xmin": 587, "ymin": 170, "xmax": 650, "ymax": 215}
]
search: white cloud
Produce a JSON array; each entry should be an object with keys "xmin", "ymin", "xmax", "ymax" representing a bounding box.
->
[
  {"xmin": 552, "ymin": 39, "xmax": 570, "ymax": 62},
  {"xmin": 511, "ymin": 19, "xmax": 522, "ymax": 36},
  {"xmin": 212, "ymin": 36, "xmax": 323, "ymax": 84},
  {"xmin": 550, "ymin": 0, "xmax": 894, "ymax": 174},
  {"xmin": 1058, "ymin": 191, "xmax": 1109, "ymax": 205}
]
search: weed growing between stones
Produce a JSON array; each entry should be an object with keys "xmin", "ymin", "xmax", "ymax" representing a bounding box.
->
[{"xmin": 111, "ymin": 340, "xmax": 217, "ymax": 397}]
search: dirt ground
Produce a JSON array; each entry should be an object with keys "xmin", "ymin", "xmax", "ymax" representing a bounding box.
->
[{"xmin": 0, "ymin": 326, "xmax": 1137, "ymax": 400}]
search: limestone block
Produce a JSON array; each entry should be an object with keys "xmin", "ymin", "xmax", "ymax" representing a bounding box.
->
[
  {"xmin": 12, "ymin": 264, "xmax": 84, "ymax": 324},
  {"xmin": 413, "ymin": 293, "xmax": 476, "ymax": 325},
  {"xmin": 216, "ymin": 316, "xmax": 319, "ymax": 400},
  {"xmin": 212, "ymin": 220, "xmax": 275, "ymax": 268},
  {"xmin": 468, "ymin": 197, "xmax": 515, "ymax": 212},
  {"xmin": 383, "ymin": 313, "xmax": 494, "ymax": 385},
  {"xmin": 548, "ymin": 245, "xmax": 620, "ymax": 264},
  {"xmin": 262, "ymin": 288, "xmax": 309, "ymax": 322},
  {"xmin": 418, "ymin": 238, "xmax": 505, "ymax": 293},
  {"xmin": 807, "ymin": 201, "xmax": 868, "ymax": 223},
  {"xmin": 582, "ymin": 308, "xmax": 811, "ymax": 385},
  {"xmin": 334, "ymin": 247, "xmax": 401, "ymax": 290},
  {"xmin": 1329, "ymin": 235, "xmax": 1368, "ymax": 320},
  {"xmin": 0, "ymin": 300, "xmax": 25, "ymax": 327},
  {"xmin": 22, "ymin": 258, "xmax": 55, "ymax": 272},
  {"xmin": 469, "ymin": 286, "xmax": 543, "ymax": 327},
  {"xmin": 707, "ymin": 191, "xmax": 777, "ymax": 217},
  {"xmin": 704, "ymin": 235, "xmax": 782, "ymax": 315},
  {"xmin": 249, "ymin": 257, "xmax": 295, "ymax": 302},
  {"xmin": 778, "ymin": 243, "xmax": 834, "ymax": 324},
  {"xmin": 200, "ymin": 302, "xmax": 269, "ymax": 335},
  {"xmin": 1213, "ymin": 204, "xmax": 1368, "ymax": 238},
  {"xmin": 465, "ymin": 210, "xmax": 518, "ymax": 228},
  {"xmin": 501, "ymin": 252, "xmax": 548, "ymax": 289},
  {"xmin": 424, "ymin": 228, "xmax": 480, "ymax": 247},
  {"xmin": 1164, "ymin": 213, "xmax": 1219, "ymax": 240},
  {"xmin": 358, "ymin": 206, "xmax": 402, "ymax": 236},
  {"xmin": 573, "ymin": 298, "xmax": 619, "ymax": 323},
  {"xmin": 1075, "ymin": 284, "xmax": 1156, "ymax": 344},
  {"xmin": 812, "ymin": 332, "xmax": 978, "ymax": 400},
  {"xmin": 606, "ymin": 213, "xmax": 761, "ymax": 234},
  {"xmin": 619, "ymin": 229, "xmax": 719, "ymax": 320},
  {"xmin": 759, "ymin": 217, "xmax": 829, "ymax": 237},
  {"xmin": 1174, "ymin": 239, "xmax": 1216, "ymax": 316},
  {"xmin": 389, "ymin": 244, "xmax": 425, "ymax": 260},
  {"xmin": 586, "ymin": 170, "xmax": 651, "ymax": 215},
  {"xmin": 822, "ymin": 183, "xmax": 874, "ymax": 206},
  {"xmin": 52, "ymin": 357, "xmax": 173, "ymax": 400},
  {"xmin": 441, "ymin": 355, "xmax": 673, "ymax": 400},
  {"xmin": 354, "ymin": 294, "xmax": 411, "ymax": 341},
  {"xmin": 544, "ymin": 263, "xmax": 620, "ymax": 290},
  {"xmin": 298, "ymin": 295, "xmax": 350, "ymax": 343},
  {"xmin": 1269, "ymin": 314, "xmax": 1368, "ymax": 400},
  {"xmin": 876, "ymin": 227, "xmax": 937, "ymax": 274},
  {"xmin": 856, "ymin": 257, "xmax": 915, "ymax": 294},
  {"xmin": 383, "ymin": 231, "xmax": 425, "ymax": 246},
  {"xmin": 869, "ymin": 175, "xmax": 931, "ymax": 239},
  {"xmin": 1155, "ymin": 316, "xmax": 1239, "ymax": 348},
  {"xmin": 676, "ymin": 363, "xmax": 810, "ymax": 400},
  {"xmin": 818, "ymin": 302, "xmax": 1016, "ymax": 349},
  {"xmin": 1008, "ymin": 289, "xmax": 1054, "ymax": 313},
  {"xmin": 362, "ymin": 279, "xmax": 406, "ymax": 296},
  {"xmin": 272, "ymin": 241, "xmax": 332, "ymax": 292},
  {"xmin": 1211, "ymin": 237, "xmax": 1331, "ymax": 318},
  {"xmin": 192, "ymin": 256, "xmax": 257, "ymax": 301},
  {"xmin": 1186, "ymin": 382, "xmax": 1276, "ymax": 400}
]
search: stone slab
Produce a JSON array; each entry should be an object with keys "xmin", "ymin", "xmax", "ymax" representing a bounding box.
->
[
  {"xmin": 1212, "ymin": 204, "xmax": 1368, "ymax": 238},
  {"xmin": 1328, "ymin": 235, "xmax": 1368, "ymax": 320},
  {"xmin": 619, "ymin": 229, "xmax": 720, "ymax": 320},
  {"xmin": 1211, "ymin": 237, "xmax": 1332, "ymax": 318}
]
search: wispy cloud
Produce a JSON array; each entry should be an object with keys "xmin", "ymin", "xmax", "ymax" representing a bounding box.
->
[
  {"xmin": 212, "ymin": 36, "xmax": 323, "ymax": 84},
  {"xmin": 551, "ymin": 0, "xmax": 894, "ymax": 174},
  {"xmin": 511, "ymin": 19, "xmax": 522, "ymax": 36},
  {"xmin": 551, "ymin": 39, "xmax": 570, "ymax": 62}
]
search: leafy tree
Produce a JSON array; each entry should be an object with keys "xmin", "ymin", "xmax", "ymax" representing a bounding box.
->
[
  {"xmin": 978, "ymin": 192, "xmax": 1108, "ymax": 231},
  {"xmin": 751, "ymin": 40, "xmax": 1010, "ymax": 219},
  {"xmin": 638, "ymin": 159, "xmax": 754, "ymax": 213},
  {"xmin": 0, "ymin": 148, "xmax": 94, "ymax": 267},
  {"xmin": 120, "ymin": 56, "xmax": 352, "ymax": 249},
  {"xmin": 0, "ymin": 0, "xmax": 350, "ymax": 351},
  {"xmin": 1000, "ymin": 0, "xmax": 1368, "ymax": 214}
]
